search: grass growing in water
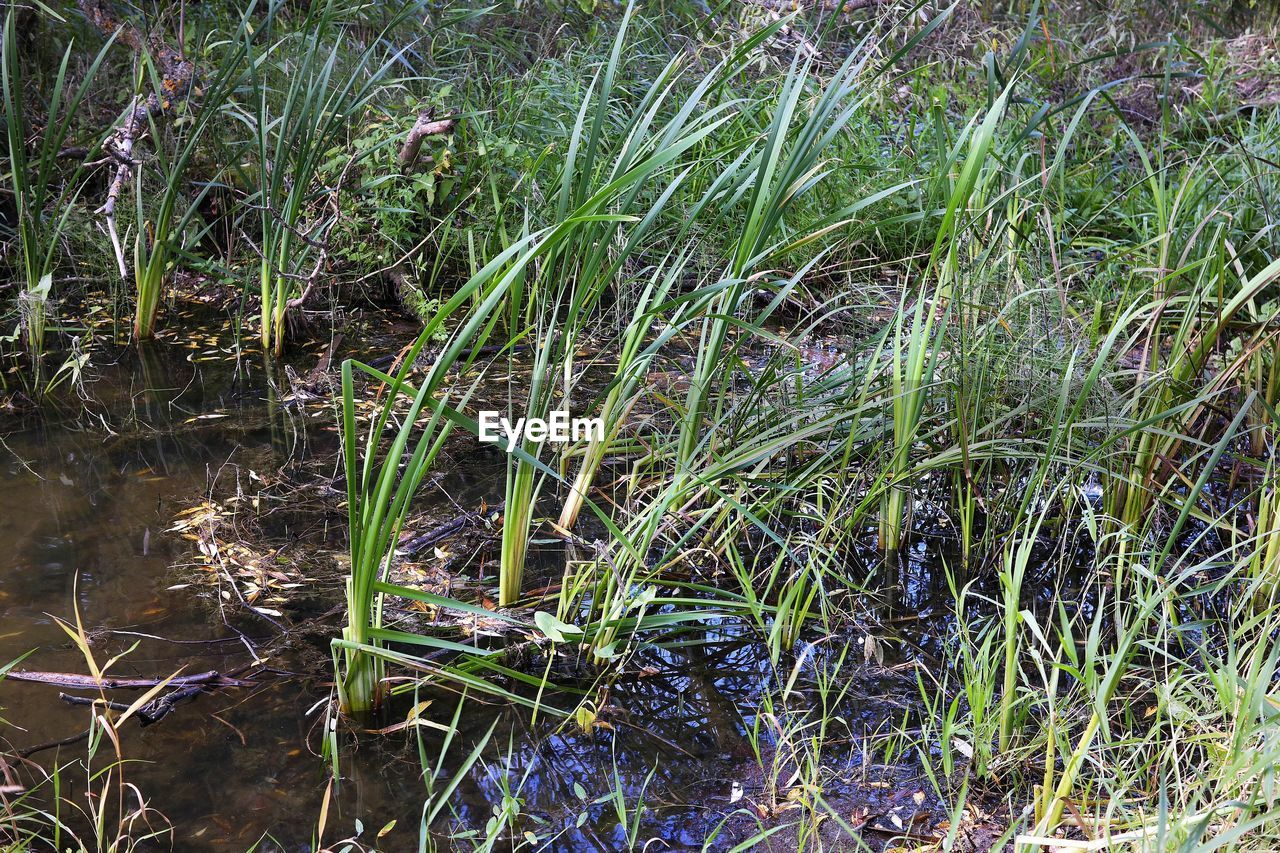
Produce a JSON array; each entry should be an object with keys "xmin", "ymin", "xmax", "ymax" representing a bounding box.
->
[
  {"xmin": 13, "ymin": 0, "xmax": 1280, "ymax": 848},
  {"xmin": 1, "ymin": 10, "xmax": 112, "ymax": 375}
]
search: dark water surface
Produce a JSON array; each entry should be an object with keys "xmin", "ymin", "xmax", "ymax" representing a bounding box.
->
[
  {"xmin": 0, "ymin": 317, "xmax": 339, "ymax": 850},
  {"xmin": 0, "ymin": 312, "xmax": 940, "ymax": 851}
]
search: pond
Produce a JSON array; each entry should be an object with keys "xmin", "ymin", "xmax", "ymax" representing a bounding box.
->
[{"xmin": 0, "ymin": 307, "xmax": 953, "ymax": 851}]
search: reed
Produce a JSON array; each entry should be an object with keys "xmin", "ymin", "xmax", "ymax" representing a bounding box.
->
[
  {"xmin": 881, "ymin": 85, "xmax": 1010, "ymax": 554},
  {"xmin": 131, "ymin": 7, "xmax": 256, "ymax": 339},
  {"xmin": 490, "ymin": 4, "xmax": 794, "ymax": 603},
  {"xmin": 244, "ymin": 0, "xmax": 424, "ymax": 356},
  {"xmin": 335, "ymin": 225, "xmax": 558, "ymax": 715},
  {"xmin": 1, "ymin": 11, "xmax": 112, "ymax": 372}
]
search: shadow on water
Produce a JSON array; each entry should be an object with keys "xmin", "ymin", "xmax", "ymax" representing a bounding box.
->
[{"xmin": 0, "ymin": 309, "xmax": 963, "ymax": 851}]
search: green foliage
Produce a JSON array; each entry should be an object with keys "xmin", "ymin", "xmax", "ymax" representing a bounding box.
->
[
  {"xmin": 319, "ymin": 92, "xmax": 467, "ymax": 276},
  {"xmin": 15, "ymin": 0, "xmax": 1280, "ymax": 848},
  {"xmin": 1, "ymin": 9, "xmax": 112, "ymax": 375}
]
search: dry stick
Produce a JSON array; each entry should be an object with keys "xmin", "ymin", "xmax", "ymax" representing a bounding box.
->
[
  {"xmin": 6, "ymin": 669, "xmax": 252, "ymax": 690},
  {"xmin": 99, "ymin": 629, "xmax": 263, "ymax": 646},
  {"xmin": 16, "ymin": 728, "xmax": 93, "ymax": 760},
  {"xmin": 398, "ymin": 110, "xmax": 455, "ymax": 169},
  {"xmin": 58, "ymin": 681, "xmax": 206, "ymax": 727},
  {"xmin": 16, "ymin": 663, "xmax": 263, "ymax": 757},
  {"xmin": 363, "ymin": 114, "xmax": 460, "ymax": 320},
  {"xmin": 399, "ymin": 502, "xmax": 504, "ymax": 557},
  {"xmin": 353, "ymin": 117, "xmax": 474, "ymax": 295},
  {"xmin": 77, "ymin": 0, "xmax": 198, "ymax": 279}
]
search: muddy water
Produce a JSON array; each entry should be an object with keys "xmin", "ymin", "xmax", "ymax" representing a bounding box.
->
[
  {"xmin": 0, "ymin": 318, "xmax": 336, "ymax": 849},
  {"xmin": 0, "ymin": 312, "xmax": 940, "ymax": 851}
]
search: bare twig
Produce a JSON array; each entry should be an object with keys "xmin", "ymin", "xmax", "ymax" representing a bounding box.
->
[
  {"xmin": 398, "ymin": 108, "xmax": 455, "ymax": 169},
  {"xmin": 16, "ymin": 728, "xmax": 93, "ymax": 759},
  {"xmin": 6, "ymin": 669, "xmax": 253, "ymax": 690}
]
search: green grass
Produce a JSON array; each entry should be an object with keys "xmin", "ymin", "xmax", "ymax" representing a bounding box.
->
[
  {"xmin": 131, "ymin": 4, "xmax": 257, "ymax": 340},
  {"xmin": 1, "ymin": 9, "xmax": 112, "ymax": 376},
  {"xmin": 240, "ymin": 0, "xmax": 429, "ymax": 355}
]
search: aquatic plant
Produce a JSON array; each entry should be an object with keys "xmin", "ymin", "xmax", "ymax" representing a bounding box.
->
[
  {"xmin": 13, "ymin": 0, "xmax": 1280, "ymax": 849},
  {"xmin": 242, "ymin": 0, "xmax": 426, "ymax": 356},
  {"xmin": 333, "ymin": 226, "xmax": 556, "ymax": 715},
  {"xmin": 131, "ymin": 6, "xmax": 258, "ymax": 339},
  {"xmin": 881, "ymin": 84, "xmax": 1009, "ymax": 555},
  {"xmin": 0, "ymin": 598, "xmax": 175, "ymax": 851},
  {"xmin": 0, "ymin": 10, "xmax": 112, "ymax": 371},
  {"xmin": 491, "ymin": 5, "xmax": 789, "ymax": 604}
]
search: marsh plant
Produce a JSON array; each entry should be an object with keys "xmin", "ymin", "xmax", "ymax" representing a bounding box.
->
[
  {"xmin": 1, "ymin": 10, "xmax": 112, "ymax": 370},
  {"xmin": 131, "ymin": 4, "xmax": 260, "ymax": 339},
  {"xmin": 242, "ymin": 0, "xmax": 426, "ymax": 355},
  {"xmin": 12, "ymin": 0, "xmax": 1280, "ymax": 849}
]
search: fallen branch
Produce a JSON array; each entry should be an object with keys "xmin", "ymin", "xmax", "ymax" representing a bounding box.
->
[
  {"xmin": 398, "ymin": 502, "xmax": 504, "ymax": 558},
  {"xmin": 15, "ymin": 728, "xmax": 93, "ymax": 760},
  {"xmin": 6, "ymin": 669, "xmax": 253, "ymax": 690},
  {"xmin": 398, "ymin": 108, "xmax": 455, "ymax": 169},
  {"xmin": 58, "ymin": 680, "xmax": 206, "ymax": 727},
  {"xmin": 13, "ymin": 664, "xmax": 262, "ymax": 757}
]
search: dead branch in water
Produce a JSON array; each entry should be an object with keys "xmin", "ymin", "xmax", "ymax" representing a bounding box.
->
[
  {"xmin": 6, "ymin": 669, "xmax": 253, "ymax": 690},
  {"xmin": 10, "ymin": 664, "xmax": 264, "ymax": 757},
  {"xmin": 58, "ymin": 681, "xmax": 207, "ymax": 727},
  {"xmin": 398, "ymin": 502, "xmax": 504, "ymax": 558}
]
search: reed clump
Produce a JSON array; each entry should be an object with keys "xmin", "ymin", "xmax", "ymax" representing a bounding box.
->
[{"xmin": 8, "ymin": 0, "xmax": 1280, "ymax": 848}]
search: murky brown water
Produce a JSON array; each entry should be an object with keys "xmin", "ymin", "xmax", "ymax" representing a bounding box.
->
[{"xmin": 0, "ymin": 313, "xmax": 337, "ymax": 849}]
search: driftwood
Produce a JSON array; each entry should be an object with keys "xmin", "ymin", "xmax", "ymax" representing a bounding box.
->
[
  {"xmin": 306, "ymin": 332, "xmax": 344, "ymax": 381},
  {"xmin": 6, "ymin": 669, "xmax": 252, "ymax": 690},
  {"xmin": 77, "ymin": 0, "xmax": 199, "ymax": 279},
  {"xmin": 398, "ymin": 502, "xmax": 504, "ymax": 558},
  {"xmin": 57, "ymin": 680, "xmax": 206, "ymax": 727},
  {"xmin": 11, "ymin": 665, "xmax": 260, "ymax": 757},
  {"xmin": 398, "ymin": 109, "xmax": 455, "ymax": 169}
]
